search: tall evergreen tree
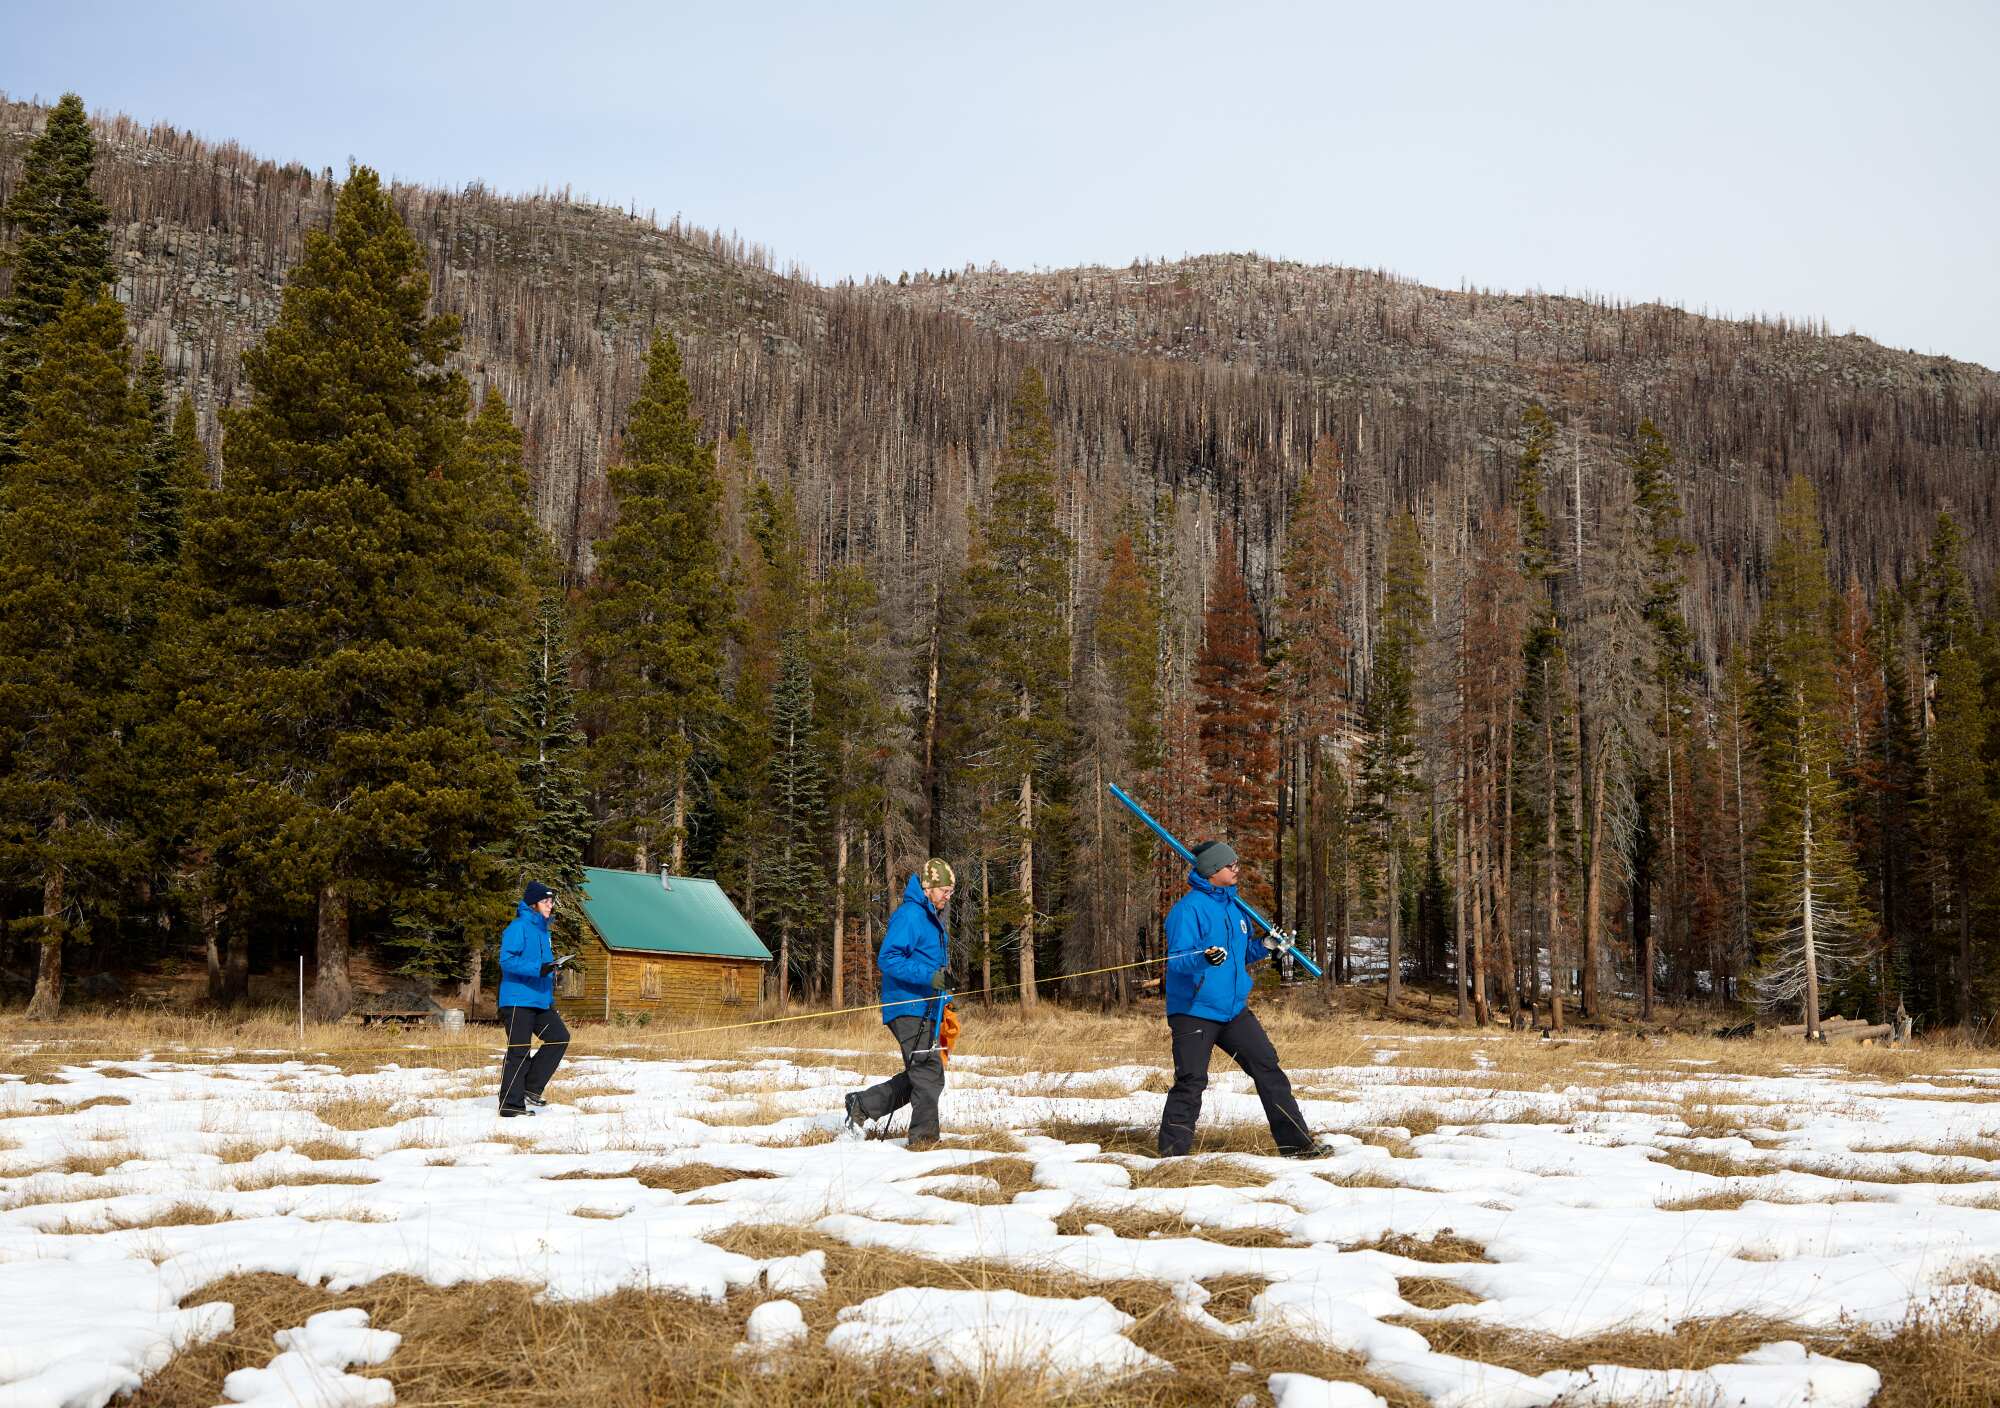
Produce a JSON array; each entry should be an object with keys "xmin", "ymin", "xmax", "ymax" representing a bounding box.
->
[
  {"xmin": 960, "ymin": 367, "xmax": 1071, "ymax": 1006},
  {"xmin": 1748, "ymin": 476, "xmax": 1871, "ymax": 1036},
  {"xmin": 763, "ymin": 627, "xmax": 830, "ymax": 1005},
  {"xmin": 1926, "ymin": 643, "xmax": 1993, "ymax": 1027},
  {"xmin": 131, "ymin": 361, "xmax": 208, "ymax": 567},
  {"xmin": 1279, "ymin": 437, "xmax": 1353, "ymax": 973},
  {"xmin": 0, "ymin": 94, "xmax": 116, "ymax": 465},
  {"xmin": 390, "ymin": 387, "xmax": 545, "ymax": 990},
  {"xmin": 580, "ymin": 333, "xmax": 729, "ymax": 876},
  {"xmin": 817, "ymin": 562, "xmax": 895, "ymax": 1006},
  {"xmin": 1197, "ymin": 522, "xmax": 1279, "ymax": 911},
  {"xmin": 1360, "ymin": 510, "xmax": 1426, "ymax": 1007},
  {"xmin": 181, "ymin": 167, "xmax": 517, "ymax": 1018},
  {"xmin": 0, "ymin": 291, "xmax": 150, "ymax": 1019}
]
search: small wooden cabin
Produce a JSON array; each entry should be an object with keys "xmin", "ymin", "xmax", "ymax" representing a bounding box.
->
[{"xmin": 569, "ymin": 867, "xmax": 772, "ymax": 1021}]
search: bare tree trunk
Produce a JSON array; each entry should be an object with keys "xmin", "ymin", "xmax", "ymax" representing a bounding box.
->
[
  {"xmin": 1018, "ymin": 763, "xmax": 1037, "ymax": 1010},
  {"xmin": 1497, "ymin": 703, "xmax": 1519, "ymax": 1020},
  {"xmin": 25, "ymin": 833, "xmax": 64, "ymax": 1021},
  {"xmin": 1454, "ymin": 754, "xmax": 1469, "ymax": 1022},
  {"xmin": 204, "ymin": 887, "xmax": 225, "ymax": 1003},
  {"xmin": 670, "ymin": 772, "xmax": 686, "ymax": 875},
  {"xmin": 1802, "ymin": 788, "xmax": 1821, "ymax": 1041},
  {"xmin": 1274, "ymin": 721, "xmax": 1287, "ymax": 930},
  {"xmin": 310, "ymin": 876, "xmax": 353, "ymax": 1021},
  {"xmin": 1384, "ymin": 829, "xmax": 1403, "ymax": 1009},
  {"xmin": 1471, "ymin": 762, "xmax": 1490, "ymax": 1026},
  {"xmin": 1958, "ymin": 866, "xmax": 1974, "ymax": 1030},
  {"xmin": 1582, "ymin": 738, "xmax": 1608, "ymax": 1020},
  {"xmin": 831, "ymin": 818, "xmax": 848, "ymax": 1007},
  {"xmin": 461, "ymin": 927, "xmax": 483, "ymax": 1011},
  {"xmin": 980, "ymin": 854, "xmax": 993, "ymax": 1010},
  {"xmin": 221, "ymin": 900, "xmax": 249, "ymax": 1004},
  {"xmin": 1545, "ymin": 667, "xmax": 1564, "ymax": 1034}
]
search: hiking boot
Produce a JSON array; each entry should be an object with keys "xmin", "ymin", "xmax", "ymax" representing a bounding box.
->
[
  {"xmin": 1281, "ymin": 1141, "xmax": 1333, "ymax": 1160},
  {"xmin": 906, "ymin": 1135, "xmax": 941, "ymax": 1152},
  {"xmin": 499, "ymin": 1105, "xmax": 534, "ymax": 1118},
  {"xmin": 524, "ymin": 1092, "xmax": 548, "ymax": 1108},
  {"xmin": 843, "ymin": 1092, "xmax": 865, "ymax": 1132}
]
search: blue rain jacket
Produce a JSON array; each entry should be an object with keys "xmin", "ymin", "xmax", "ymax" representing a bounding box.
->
[
  {"xmin": 878, "ymin": 872, "xmax": 947, "ymax": 1027},
  {"xmin": 1163, "ymin": 869, "xmax": 1267, "ymax": 1022},
  {"xmin": 497, "ymin": 900, "xmax": 555, "ymax": 1009}
]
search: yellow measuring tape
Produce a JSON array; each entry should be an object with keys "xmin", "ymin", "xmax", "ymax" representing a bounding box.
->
[{"xmin": 10, "ymin": 953, "xmax": 1194, "ymax": 1062}]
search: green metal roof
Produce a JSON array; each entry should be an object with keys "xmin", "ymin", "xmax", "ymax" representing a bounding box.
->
[{"xmin": 578, "ymin": 867, "xmax": 773, "ymax": 962}]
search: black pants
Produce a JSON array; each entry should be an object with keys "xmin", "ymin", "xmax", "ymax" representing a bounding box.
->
[
  {"xmin": 497, "ymin": 1005, "xmax": 568, "ymax": 1111},
  {"xmin": 1157, "ymin": 1008, "xmax": 1312, "ymax": 1156},
  {"xmin": 853, "ymin": 1014, "xmax": 944, "ymax": 1141}
]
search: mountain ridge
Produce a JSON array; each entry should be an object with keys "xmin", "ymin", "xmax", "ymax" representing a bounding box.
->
[{"xmin": 3, "ymin": 94, "xmax": 1993, "ymax": 664}]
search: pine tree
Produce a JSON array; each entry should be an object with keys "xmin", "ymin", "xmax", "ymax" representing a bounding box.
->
[
  {"xmin": 763, "ymin": 628, "xmax": 830, "ymax": 1005},
  {"xmin": 960, "ymin": 367, "xmax": 1071, "ymax": 1007},
  {"xmin": 1748, "ymin": 476, "xmax": 1871, "ymax": 1036},
  {"xmin": 817, "ymin": 562, "xmax": 896, "ymax": 1007},
  {"xmin": 580, "ymin": 333, "xmax": 729, "ymax": 876},
  {"xmin": 181, "ymin": 167, "xmax": 516, "ymax": 1018},
  {"xmin": 1197, "ymin": 522, "xmax": 1280, "ymax": 911},
  {"xmin": 1279, "ymin": 436, "xmax": 1352, "ymax": 974},
  {"xmin": 1088, "ymin": 527, "xmax": 1164, "ymax": 1001},
  {"xmin": 0, "ymin": 94, "xmax": 116, "ymax": 465},
  {"xmin": 1360, "ymin": 510, "xmax": 1425, "ymax": 1007},
  {"xmin": 1926, "ymin": 643, "xmax": 1993, "ymax": 1027},
  {"xmin": 131, "ymin": 365, "xmax": 208, "ymax": 566},
  {"xmin": 388, "ymin": 387, "xmax": 548, "ymax": 993},
  {"xmin": 0, "ymin": 291, "xmax": 149, "ymax": 1019}
]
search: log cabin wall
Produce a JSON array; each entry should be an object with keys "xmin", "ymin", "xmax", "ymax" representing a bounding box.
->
[{"xmin": 570, "ymin": 942, "xmax": 766, "ymax": 1021}]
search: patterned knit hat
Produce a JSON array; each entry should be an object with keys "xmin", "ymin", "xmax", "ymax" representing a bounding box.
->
[{"xmin": 920, "ymin": 858, "xmax": 956, "ymax": 889}]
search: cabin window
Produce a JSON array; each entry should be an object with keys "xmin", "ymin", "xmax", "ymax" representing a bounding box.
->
[
  {"xmin": 720, "ymin": 967, "xmax": 741, "ymax": 1005},
  {"xmin": 559, "ymin": 963, "xmax": 585, "ymax": 998},
  {"xmin": 640, "ymin": 962, "xmax": 662, "ymax": 999}
]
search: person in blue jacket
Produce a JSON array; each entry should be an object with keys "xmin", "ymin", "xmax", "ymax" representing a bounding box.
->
[
  {"xmin": 1157, "ymin": 841, "xmax": 1324, "ymax": 1158},
  {"xmin": 844, "ymin": 858, "xmax": 954, "ymax": 1147},
  {"xmin": 496, "ymin": 881, "xmax": 569, "ymax": 1117}
]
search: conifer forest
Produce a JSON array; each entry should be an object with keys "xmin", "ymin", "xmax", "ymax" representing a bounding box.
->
[{"xmin": 5, "ymin": 93, "xmax": 2000, "ymax": 1037}]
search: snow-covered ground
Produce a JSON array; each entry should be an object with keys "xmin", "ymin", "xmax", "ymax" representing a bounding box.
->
[{"xmin": 5, "ymin": 1035, "xmax": 1999, "ymax": 1407}]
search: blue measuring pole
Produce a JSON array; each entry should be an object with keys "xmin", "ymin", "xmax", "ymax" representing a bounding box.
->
[{"xmin": 1107, "ymin": 782, "xmax": 1325, "ymax": 979}]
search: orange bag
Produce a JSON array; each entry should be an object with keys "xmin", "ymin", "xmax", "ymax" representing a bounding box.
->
[{"xmin": 938, "ymin": 1002, "xmax": 962, "ymax": 1064}]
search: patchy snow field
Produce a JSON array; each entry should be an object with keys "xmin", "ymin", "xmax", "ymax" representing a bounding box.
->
[{"xmin": 4, "ymin": 1028, "xmax": 1999, "ymax": 1407}]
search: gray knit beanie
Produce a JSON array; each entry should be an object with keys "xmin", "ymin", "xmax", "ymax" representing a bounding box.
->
[{"xmin": 1191, "ymin": 841, "xmax": 1239, "ymax": 879}]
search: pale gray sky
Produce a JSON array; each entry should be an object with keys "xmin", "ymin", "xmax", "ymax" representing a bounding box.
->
[{"xmin": 6, "ymin": 0, "xmax": 1996, "ymax": 368}]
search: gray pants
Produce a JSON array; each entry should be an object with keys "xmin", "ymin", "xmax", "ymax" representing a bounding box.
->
[{"xmin": 854, "ymin": 1014, "xmax": 944, "ymax": 1141}]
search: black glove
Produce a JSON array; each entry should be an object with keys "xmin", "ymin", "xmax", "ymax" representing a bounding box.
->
[
  {"xmin": 1203, "ymin": 946, "xmax": 1227, "ymax": 966},
  {"xmin": 930, "ymin": 968, "xmax": 949, "ymax": 992}
]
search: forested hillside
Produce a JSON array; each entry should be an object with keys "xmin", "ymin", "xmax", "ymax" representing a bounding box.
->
[{"xmin": 2, "ymin": 95, "xmax": 1996, "ymax": 1037}]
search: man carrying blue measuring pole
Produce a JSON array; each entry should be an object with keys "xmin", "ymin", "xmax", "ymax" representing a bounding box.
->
[
  {"xmin": 844, "ymin": 857, "xmax": 955, "ymax": 1148},
  {"xmin": 1158, "ymin": 840, "xmax": 1327, "ymax": 1158},
  {"xmin": 1107, "ymin": 784, "xmax": 1328, "ymax": 1159}
]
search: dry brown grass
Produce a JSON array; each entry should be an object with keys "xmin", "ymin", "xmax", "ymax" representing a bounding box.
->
[
  {"xmin": 131, "ymin": 1251, "xmax": 1429, "ymax": 1408},
  {"xmin": 1397, "ymin": 1307, "xmax": 2000, "ymax": 1408},
  {"xmin": 227, "ymin": 1167, "xmax": 379, "ymax": 1192},
  {"xmin": 1655, "ymin": 1184, "xmax": 1881, "ymax": 1211},
  {"xmin": 45, "ymin": 1202, "xmax": 231, "ymax": 1234},
  {"xmin": 943, "ymin": 1156, "xmax": 1039, "ymax": 1199},
  {"xmin": 547, "ymin": 1163, "xmax": 778, "ymax": 1194},
  {"xmin": 308, "ymin": 1096, "xmax": 404, "ymax": 1131},
  {"xmin": 1343, "ymin": 1231, "xmax": 1492, "ymax": 1263},
  {"xmin": 0, "ymin": 1093, "xmax": 133, "ymax": 1118},
  {"xmin": 1398, "ymin": 1275, "xmax": 1484, "ymax": 1309},
  {"xmin": 56, "ymin": 1147, "xmax": 134, "ymax": 1176},
  {"xmin": 1654, "ymin": 1145, "xmax": 2000, "ymax": 1186},
  {"xmin": 1050, "ymin": 1208, "xmax": 1294, "ymax": 1247},
  {"xmin": 1127, "ymin": 1156, "xmax": 1275, "ymax": 1190}
]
